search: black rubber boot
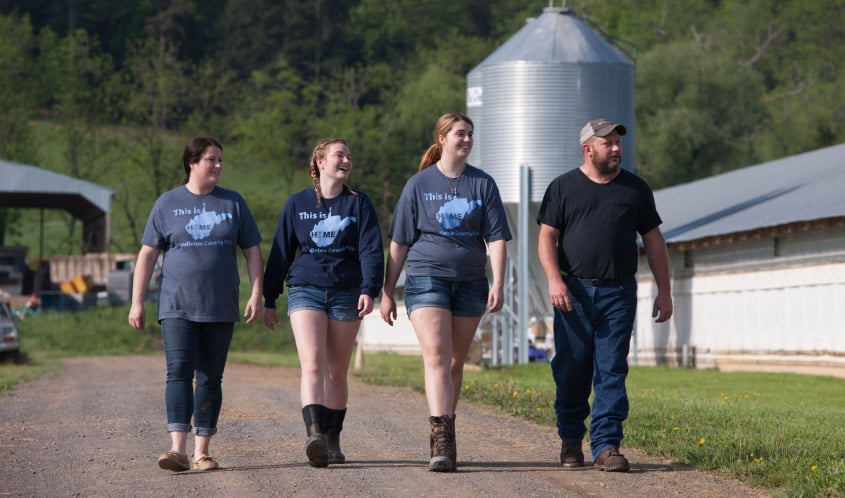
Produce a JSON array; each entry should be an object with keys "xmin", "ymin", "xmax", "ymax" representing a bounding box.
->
[
  {"xmin": 324, "ymin": 408, "xmax": 347, "ymax": 464},
  {"xmin": 302, "ymin": 404, "xmax": 328, "ymax": 468},
  {"xmin": 428, "ymin": 415, "xmax": 456, "ymax": 472}
]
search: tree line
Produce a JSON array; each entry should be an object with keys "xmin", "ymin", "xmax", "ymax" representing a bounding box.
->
[{"xmin": 1, "ymin": 0, "xmax": 843, "ymax": 255}]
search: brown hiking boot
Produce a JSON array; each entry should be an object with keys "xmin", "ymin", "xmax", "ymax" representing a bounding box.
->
[
  {"xmin": 559, "ymin": 441, "xmax": 584, "ymax": 469},
  {"xmin": 593, "ymin": 448, "xmax": 630, "ymax": 472},
  {"xmin": 446, "ymin": 414, "xmax": 457, "ymax": 467},
  {"xmin": 428, "ymin": 415, "xmax": 456, "ymax": 472}
]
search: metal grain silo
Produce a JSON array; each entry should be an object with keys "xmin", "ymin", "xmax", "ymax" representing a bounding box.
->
[
  {"xmin": 467, "ymin": 3, "xmax": 635, "ymax": 364},
  {"xmin": 467, "ymin": 4, "xmax": 635, "ymax": 198}
]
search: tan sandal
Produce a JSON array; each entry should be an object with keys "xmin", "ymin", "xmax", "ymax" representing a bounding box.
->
[
  {"xmin": 192, "ymin": 455, "xmax": 219, "ymax": 471},
  {"xmin": 157, "ymin": 451, "xmax": 190, "ymax": 472}
]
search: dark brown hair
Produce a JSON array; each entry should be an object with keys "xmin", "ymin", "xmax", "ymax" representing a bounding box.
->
[
  {"xmin": 182, "ymin": 137, "xmax": 222, "ymax": 184},
  {"xmin": 418, "ymin": 112, "xmax": 474, "ymax": 171}
]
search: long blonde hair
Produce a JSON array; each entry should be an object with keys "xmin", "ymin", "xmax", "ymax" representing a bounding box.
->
[
  {"xmin": 418, "ymin": 112, "xmax": 474, "ymax": 171},
  {"xmin": 310, "ymin": 138, "xmax": 354, "ymax": 206}
]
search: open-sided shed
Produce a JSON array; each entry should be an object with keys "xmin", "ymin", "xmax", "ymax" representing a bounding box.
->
[{"xmin": 0, "ymin": 159, "xmax": 116, "ymax": 253}]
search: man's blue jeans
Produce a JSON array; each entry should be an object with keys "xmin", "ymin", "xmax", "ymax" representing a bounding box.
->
[
  {"xmin": 161, "ymin": 319, "xmax": 234, "ymax": 436},
  {"xmin": 550, "ymin": 276, "xmax": 637, "ymax": 458}
]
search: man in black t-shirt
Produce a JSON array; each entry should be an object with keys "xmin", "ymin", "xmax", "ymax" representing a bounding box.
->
[{"xmin": 537, "ymin": 118, "xmax": 673, "ymax": 473}]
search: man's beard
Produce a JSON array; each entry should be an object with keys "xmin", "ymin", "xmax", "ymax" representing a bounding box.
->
[{"xmin": 596, "ymin": 158, "xmax": 620, "ymax": 175}]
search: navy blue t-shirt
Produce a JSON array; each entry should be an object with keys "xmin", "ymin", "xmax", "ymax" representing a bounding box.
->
[
  {"xmin": 263, "ymin": 187, "xmax": 384, "ymax": 308},
  {"xmin": 536, "ymin": 168, "xmax": 661, "ymax": 282},
  {"xmin": 141, "ymin": 185, "xmax": 262, "ymax": 323},
  {"xmin": 389, "ymin": 164, "xmax": 512, "ymax": 280}
]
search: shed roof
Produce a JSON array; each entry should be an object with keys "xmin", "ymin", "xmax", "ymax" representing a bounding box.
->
[
  {"xmin": 654, "ymin": 142, "xmax": 845, "ymax": 245},
  {"xmin": 0, "ymin": 159, "xmax": 115, "ymax": 222}
]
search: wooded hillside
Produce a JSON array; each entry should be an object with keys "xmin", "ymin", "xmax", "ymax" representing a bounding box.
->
[{"xmin": 1, "ymin": 0, "xmax": 843, "ymax": 255}]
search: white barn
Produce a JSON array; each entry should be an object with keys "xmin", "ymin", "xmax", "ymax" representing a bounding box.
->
[{"xmin": 635, "ymin": 143, "xmax": 845, "ymax": 377}]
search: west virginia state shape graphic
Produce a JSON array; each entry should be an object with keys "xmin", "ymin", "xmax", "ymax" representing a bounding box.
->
[
  {"xmin": 436, "ymin": 198, "xmax": 482, "ymax": 230},
  {"xmin": 310, "ymin": 208, "xmax": 357, "ymax": 247},
  {"xmin": 186, "ymin": 205, "xmax": 233, "ymax": 240}
]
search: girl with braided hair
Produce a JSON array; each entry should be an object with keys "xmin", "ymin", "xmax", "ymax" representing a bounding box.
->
[{"xmin": 263, "ymin": 138, "xmax": 384, "ymax": 467}]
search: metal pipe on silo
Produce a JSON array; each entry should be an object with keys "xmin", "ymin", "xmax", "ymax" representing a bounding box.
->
[{"xmin": 517, "ymin": 165, "xmax": 531, "ymax": 365}]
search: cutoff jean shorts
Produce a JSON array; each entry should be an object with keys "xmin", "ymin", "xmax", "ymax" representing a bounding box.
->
[
  {"xmin": 403, "ymin": 275, "xmax": 489, "ymax": 317},
  {"xmin": 287, "ymin": 285, "xmax": 362, "ymax": 321}
]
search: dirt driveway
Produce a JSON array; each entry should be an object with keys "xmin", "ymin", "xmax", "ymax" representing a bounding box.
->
[{"xmin": 0, "ymin": 355, "xmax": 768, "ymax": 497}]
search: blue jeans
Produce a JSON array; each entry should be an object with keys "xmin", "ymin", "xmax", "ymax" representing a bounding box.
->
[
  {"xmin": 161, "ymin": 319, "xmax": 234, "ymax": 436},
  {"xmin": 550, "ymin": 276, "xmax": 637, "ymax": 458}
]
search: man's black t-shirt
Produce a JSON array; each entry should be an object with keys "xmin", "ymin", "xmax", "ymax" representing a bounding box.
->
[{"xmin": 536, "ymin": 167, "xmax": 661, "ymax": 282}]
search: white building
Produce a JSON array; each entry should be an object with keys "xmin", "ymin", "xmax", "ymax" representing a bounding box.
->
[{"xmin": 635, "ymin": 143, "xmax": 845, "ymax": 377}]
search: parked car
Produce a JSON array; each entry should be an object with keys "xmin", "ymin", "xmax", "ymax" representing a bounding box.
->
[{"xmin": 0, "ymin": 301, "xmax": 21, "ymax": 362}]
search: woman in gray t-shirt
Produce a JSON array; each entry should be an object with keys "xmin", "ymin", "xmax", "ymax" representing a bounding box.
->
[
  {"xmin": 380, "ymin": 112, "xmax": 511, "ymax": 472},
  {"xmin": 128, "ymin": 137, "xmax": 264, "ymax": 473}
]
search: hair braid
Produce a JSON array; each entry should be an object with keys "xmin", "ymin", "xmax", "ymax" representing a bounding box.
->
[{"xmin": 309, "ymin": 138, "xmax": 348, "ymax": 206}]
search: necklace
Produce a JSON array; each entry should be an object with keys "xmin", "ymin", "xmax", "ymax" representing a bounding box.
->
[{"xmin": 437, "ymin": 163, "xmax": 461, "ymax": 196}]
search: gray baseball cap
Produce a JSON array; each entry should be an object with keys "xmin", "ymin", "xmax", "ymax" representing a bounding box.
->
[{"xmin": 579, "ymin": 118, "xmax": 627, "ymax": 145}]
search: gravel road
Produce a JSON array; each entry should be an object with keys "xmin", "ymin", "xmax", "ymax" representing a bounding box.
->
[{"xmin": 0, "ymin": 355, "xmax": 769, "ymax": 497}]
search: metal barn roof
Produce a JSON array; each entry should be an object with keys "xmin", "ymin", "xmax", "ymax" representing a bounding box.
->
[
  {"xmin": 0, "ymin": 159, "xmax": 115, "ymax": 219},
  {"xmin": 654, "ymin": 142, "xmax": 845, "ymax": 245},
  {"xmin": 0, "ymin": 159, "xmax": 116, "ymax": 253}
]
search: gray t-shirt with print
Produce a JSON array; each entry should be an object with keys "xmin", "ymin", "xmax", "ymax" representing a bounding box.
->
[
  {"xmin": 141, "ymin": 185, "xmax": 261, "ymax": 323},
  {"xmin": 388, "ymin": 164, "xmax": 511, "ymax": 280}
]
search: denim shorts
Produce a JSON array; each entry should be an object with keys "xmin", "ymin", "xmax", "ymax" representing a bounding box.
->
[
  {"xmin": 287, "ymin": 285, "xmax": 361, "ymax": 321},
  {"xmin": 404, "ymin": 275, "xmax": 489, "ymax": 318}
]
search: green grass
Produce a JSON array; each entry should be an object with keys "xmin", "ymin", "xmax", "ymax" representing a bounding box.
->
[
  {"xmin": 2, "ymin": 305, "xmax": 842, "ymax": 497},
  {"xmin": 354, "ymin": 353, "xmax": 844, "ymax": 498}
]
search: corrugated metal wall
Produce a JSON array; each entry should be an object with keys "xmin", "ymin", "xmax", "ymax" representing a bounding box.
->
[{"xmin": 634, "ymin": 228, "xmax": 845, "ymax": 374}]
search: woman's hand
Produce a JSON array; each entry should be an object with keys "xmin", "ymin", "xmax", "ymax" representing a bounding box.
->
[
  {"xmin": 380, "ymin": 292, "xmax": 397, "ymax": 326},
  {"xmin": 263, "ymin": 307, "xmax": 279, "ymax": 330},
  {"xmin": 358, "ymin": 295, "xmax": 374, "ymax": 317},
  {"xmin": 487, "ymin": 284, "xmax": 505, "ymax": 313},
  {"xmin": 128, "ymin": 303, "xmax": 146, "ymax": 330}
]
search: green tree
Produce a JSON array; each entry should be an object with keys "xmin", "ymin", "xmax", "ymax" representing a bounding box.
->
[
  {"xmin": 636, "ymin": 41, "xmax": 768, "ymax": 188},
  {"xmin": 0, "ymin": 12, "xmax": 38, "ymax": 246},
  {"xmin": 0, "ymin": 12, "xmax": 37, "ymax": 162},
  {"xmin": 35, "ymin": 28, "xmax": 116, "ymax": 253},
  {"xmin": 214, "ymin": 0, "xmax": 286, "ymax": 78},
  {"xmin": 749, "ymin": 0, "xmax": 845, "ymax": 160},
  {"xmin": 108, "ymin": 35, "xmax": 190, "ymax": 247},
  {"xmin": 228, "ymin": 55, "xmax": 315, "ymax": 210},
  {"xmin": 37, "ymin": 28, "xmax": 115, "ymax": 180}
]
